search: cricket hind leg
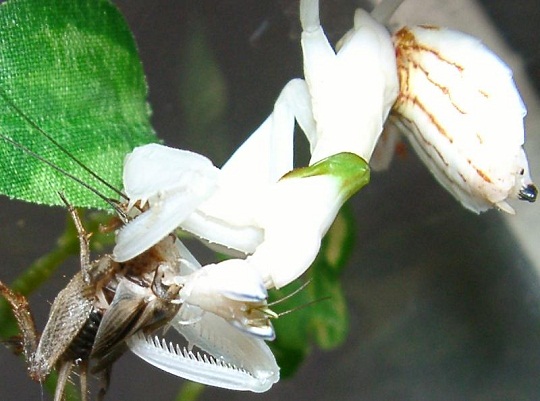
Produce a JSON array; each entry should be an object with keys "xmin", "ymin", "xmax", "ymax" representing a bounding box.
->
[
  {"xmin": 54, "ymin": 360, "xmax": 74, "ymax": 401},
  {"xmin": 0, "ymin": 280, "xmax": 40, "ymax": 376},
  {"xmin": 51, "ymin": 359, "xmax": 91, "ymax": 401},
  {"xmin": 58, "ymin": 193, "xmax": 93, "ymax": 281},
  {"xmin": 79, "ymin": 362, "xmax": 90, "ymax": 401},
  {"xmin": 0, "ymin": 285, "xmax": 90, "ymax": 401}
]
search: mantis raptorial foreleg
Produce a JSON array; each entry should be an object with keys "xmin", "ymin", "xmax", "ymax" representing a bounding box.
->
[{"xmin": 221, "ymin": 78, "xmax": 316, "ymax": 185}]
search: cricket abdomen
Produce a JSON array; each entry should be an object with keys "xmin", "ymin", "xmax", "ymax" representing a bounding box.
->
[{"xmin": 64, "ymin": 309, "xmax": 103, "ymax": 362}]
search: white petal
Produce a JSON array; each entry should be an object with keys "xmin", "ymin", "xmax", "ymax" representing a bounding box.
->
[
  {"xmin": 221, "ymin": 79, "xmax": 315, "ymax": 185},
  {"xmin": 172, "ymin": 309, "xmax": 278, "ymax": 384},
  {"xmin": 178, "ymin": 173, "xmax": 264, "ymax": 254},
  {"xmin": 123, "ymin": 144, "xmax": 219, "ymax": 209},
  {"xmin": 177, "ymin": 260, "xmax": 276, "ymax": 339},
  {"xmin": 180, "ymin": 209, "xmax": 263, "ymax": 256}
]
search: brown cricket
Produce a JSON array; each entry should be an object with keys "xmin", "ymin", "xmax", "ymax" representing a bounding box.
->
[{"xmin": 0, "ymin": 196, "xmax": 183, "ymax": 401}]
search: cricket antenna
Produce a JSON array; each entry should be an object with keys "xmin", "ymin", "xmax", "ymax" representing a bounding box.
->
[
  {"xmin": 275, "ymin": 295, "xmax": 331, "ymax": 318},
  {"xmin": 268, "ymin": 279, "xmax": 313, "ymax": 307},
  {"xmin": 0, "ymin": 87, "xmax": 127, "ymax": 202},
  {"xmin": 269, "ymin": 279, "xmax": 331, "ymax": 317},
  {"xmin": 251, "ymin": 279, "xmax": 331, "ymax": 327},
  {"xmin": 0, "ymin": 132, "xmax": 127, "ymax": 220}
]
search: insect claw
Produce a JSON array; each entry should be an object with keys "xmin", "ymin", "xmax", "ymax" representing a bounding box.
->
[
  {"xmin": 230, "ymin": 320, "xmax": 276, "ymax": 341},
  {"xmin": 128, "ymin": 310, "xmax": 279, "ymax": 392}
]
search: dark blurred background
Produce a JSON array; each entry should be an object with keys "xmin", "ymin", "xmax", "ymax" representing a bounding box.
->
[{"xmin": 1, "ymin": 1, "xmax": 539, "ymax": 400}]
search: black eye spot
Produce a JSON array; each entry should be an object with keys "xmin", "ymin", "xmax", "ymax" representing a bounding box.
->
[
  {"xmin": 518, "ymin": 184, "xmax": 538, "ymax": 203},
  {"xmin": 520, "ymin": 168, "xmax": 525, "ymax": 175}
]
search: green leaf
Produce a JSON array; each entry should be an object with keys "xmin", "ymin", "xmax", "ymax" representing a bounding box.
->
[
  {"xmin": 0, "ymin": 0, "xmax": 156, "ymax": 209},
  {"xmin": 175, "ymin": 382, "xmax": 205, "ymax": 401}
]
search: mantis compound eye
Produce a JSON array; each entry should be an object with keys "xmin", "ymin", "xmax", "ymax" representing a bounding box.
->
[{"xmin": 518, "ymin": 184, "xmax": 538, "ymax": 203}]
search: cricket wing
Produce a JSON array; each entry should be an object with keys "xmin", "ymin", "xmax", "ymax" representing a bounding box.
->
[
  {"xmin": 32, "ymin": 272, "xmax": 94, "ymax": 379},
  {"xmin": 91, "ymin": 278, "xmax": 146, "ymax": 361}
]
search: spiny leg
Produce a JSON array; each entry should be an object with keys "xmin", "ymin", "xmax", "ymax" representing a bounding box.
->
[
  {"xmin": 51, "ymin": 361, "xmax": 90, "ymax": 401},
  {"xmin": 0, "ymin": 280, "xmax": 39, "ymax": 370},
  {"xmin": 221, "ymin": 78, "xmax": 316, "ymax": 184},
  {"xmin": 58, "ymin": 193, "xmax": 92, "ymax": 281},
  {"xmin": 54, "ymin": 361, "xmax": 73, "ymax": 401},
  {"xmin": 79, "ymin": 360, "xmax": 89, "ymax": 401}
]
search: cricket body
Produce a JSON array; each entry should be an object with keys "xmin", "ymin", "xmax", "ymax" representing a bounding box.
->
[
  {"xmin": 1, "ymin": 177, "xmax": 279, "ymax": 398},
  {"xmin": 0, "ymin": 199, "xmax": 187, "ymax": 401},
  {"xmin": 390, "ymin": 25, "xmax": 537, "ymax": 214},
  {"xmin": 0, "ymin": 200, "xmax": 118, "ymax": 401},
  {"xmin": 0, "ymin": 112, "xmax": 280, "ymax": 394}
]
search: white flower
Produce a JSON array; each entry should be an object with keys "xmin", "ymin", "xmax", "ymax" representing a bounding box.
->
[
  {"xmin": 177, "ymin": 259, "xmax": 275, "ymax": 340},
  {"xmin": 391, "ymin": 25, "xmax": 537, "ymax": 213},
  {"xmin": 116, "ymin": 144, "xmax": 369, "ymax": 289}
]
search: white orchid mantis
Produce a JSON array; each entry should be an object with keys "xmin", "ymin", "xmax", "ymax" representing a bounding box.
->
[
  {"xmin": 113, "ymin": 0, "xmax": 398, "ymax": 391},
  {"xmin": 114, "ymin": 0, "xmax": 398, "ymax": 289},
  {"xmin": 112, "ymin": 0, "xmax": 536, "ymax": 393}
]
